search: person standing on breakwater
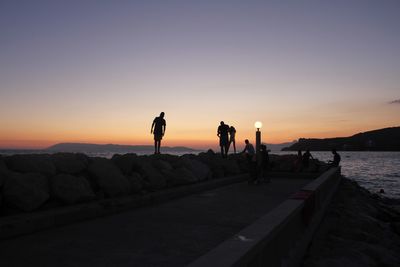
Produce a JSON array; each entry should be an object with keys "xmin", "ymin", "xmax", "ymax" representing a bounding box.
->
[
  {"xmin": 260, "ymin": 144, "xmax": 270, "ymax": 182},
  {"xmin": 217, "ymin": 121, "xmax": 230, "ymax": 158},
  {"xmin": 228, "ymin": 126, "xmax": 237, "ymax": 154},
  {"xmin": 329, "ymin": 149, "xmax": 341, "ymax": 167},
  {"xmin": 151, "ymin": 112, "xmax": 166, "ymax": 154},
  {"xmin": 302, "ymin": 149, "xmax": 314, "ymax": 169}
]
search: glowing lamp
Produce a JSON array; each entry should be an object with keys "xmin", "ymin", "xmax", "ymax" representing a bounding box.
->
[{"xmin": 254, "ymin": 121, "xmax": 262, "ymax": 130}]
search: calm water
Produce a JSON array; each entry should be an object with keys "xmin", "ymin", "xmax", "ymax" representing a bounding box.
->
[
  {"xmin": 1, "ymin": 150, "xmax": 399, "ymax": 199},
  {"xmin": 275, "ymin": 151, "xmax": 400, "ymax": 199}
]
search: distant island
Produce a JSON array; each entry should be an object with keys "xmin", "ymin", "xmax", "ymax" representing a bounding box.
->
[
  {"xmin": 282, "ymin": 126, "xmax": 400, "ymax": 151},
  {"xmin": 46, "ymin": 143, "xmax": 200, "ymax": 153}
]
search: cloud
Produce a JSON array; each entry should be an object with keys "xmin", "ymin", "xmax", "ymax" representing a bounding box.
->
[{"xmin": 389, "ymin": 99, "xmax": 400, "ymax": 104}]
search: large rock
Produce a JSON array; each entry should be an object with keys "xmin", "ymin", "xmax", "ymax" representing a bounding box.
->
[
  {"xmin": 152, "ymin": 160, "xmax": 173, "ymax": 172},
  {"xmin": 181, "ymin": 158, "xmax": 211, "ymax": 181},
  {"xmin": 3, "ymin": 172, "xmax": 50, "ymax": 211},
  {"xmin": 165, "ymin": 167, "xmax": 198, "ymax": 186},
  {"xmin": 126, "ymin": 172, "xmax": 143, "ymax": 193},
  {"xmin": 221, "ymin": 159, "xmax": 241, "ymax": 175},
  {"xmin": 5, "ymin": 154, "xmax": 56, "ymax": 177},
  {"xmin": 0, "ymin": 155, "xmax": 6, "ymax": 170},
  {"xmin": 51, "ymin": 174, "xmax": 95, "ymax": 204},
  {"xmin": 139, "ymin": 161, "xmax": 166, "ymax": 190},
  {"xmin": 111, "ymin": 154, "xmax": 141, "ymax": 175},
  {"xmin": 51, "ymin": 153, "xmax": 89, "ymax": 174},
  {"xmin": 88, "ymin": 158, "xmax": 130, "ymax": 197}
]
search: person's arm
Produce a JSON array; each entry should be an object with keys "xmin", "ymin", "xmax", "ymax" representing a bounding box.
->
[
  {"xmin": 217, "ymin": 127, "xmax": 220, "ymax": 137},
  {"xmin": 162, "ymin": 120, "xmax": 166, "ymax": 136},
  {"xmin": 151, "ymin": 119, "xmax": 155, "ymax": 134}
]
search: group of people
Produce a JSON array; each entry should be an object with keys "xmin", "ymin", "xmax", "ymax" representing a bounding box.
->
[
  {"xmin": 149, "ymin": 112, "xmax": 341, "ymax": 178},
  {"xmin": 295, "ymin": 149, "xmax": 341, "ymax": 171},
  {"xmin": 217, "ymin": 121, "xmax": 236, "ymax": 158}
]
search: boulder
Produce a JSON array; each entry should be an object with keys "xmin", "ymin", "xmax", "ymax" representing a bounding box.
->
[
  {"xmin": 166, "ymin": 167, "xmax": 198, "ymax": 186},
  {"xmin": 181, "ymin": 158, "xmax": 211, "ymax": 181},
  {"xmin": 152, "ymin": 160, "xmax": 173, "ymax": 172},
  {"xmin": 50, "ymin": 174, "xmax": 95, "ymax": 204},
  {"xmin": 3, "ymin": 172, "xmax": 50, "ymax": 211},
  {"xmin": 0, "ymin": 155, "xmax": 6, "ymax": 170},
  {"xmin": 51, "ymin": 153, "xmax": 89, "ymax": 174},
  {"xmin": 222, "ymin": 159, "xmax": 241, "ymax": 175},
  {"xmin": 126, "ymin": 172, "xmax": 143, "ymax": 193},
  {"xmin": 111, "ymin": 154, "xmax": 141, "ymax": 175},
  {"xmin": 88, "ymin": 158, "xmax": 130, "ymax": 197},
  {"xmin": 5, "ymin": 154, "xmax": 56, "ymax": 177},
  {"xmin": 139, "ymin": 161, "xmax": 166, "ymax": 190}
]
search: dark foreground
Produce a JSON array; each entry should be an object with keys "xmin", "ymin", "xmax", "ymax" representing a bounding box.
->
[
  {"xmin": 0, "ymin": 178, "xmax": 310, "ymax": 267},
  {"xmin": 303, "ymin": 178, "xmax": 400, "ymax": 267}
]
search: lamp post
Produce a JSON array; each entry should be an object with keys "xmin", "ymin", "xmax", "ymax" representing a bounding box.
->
[{"xmin": 254, "ymin": 121, "xmax": 262, "ymax": 179}]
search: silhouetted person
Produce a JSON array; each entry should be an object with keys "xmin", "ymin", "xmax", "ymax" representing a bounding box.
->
[
  {"xmin": 302, "ymin": 149, "xmax": 313, "ymax": 169},
  {"xmin": 295, "ymin": 150, "xmax": 303, "ymax": 171},
  {"xmin": 329, "ymin": 149, "xmax": 341, "ymax": 167},
  {"xmin": 217, "ymin": 121, "xmax": 230, "ymax": 158},
  {"xmin": 242, "ymin": 139, "xmax": 257, "ymax": 183},
  {"xmin": 151, "ymin": 112, "xmax": 166, "ymax": 154},
  {"xmin": 260, "ymin": 144, "xmax": 270, "ymax": 182},
  {"xmin": 228, "ymin": 126, "xmax": 237, "ymax": 154},
  {"xmin": 242, "ymin": 139, "xmax": 255, "ymax": 161}
]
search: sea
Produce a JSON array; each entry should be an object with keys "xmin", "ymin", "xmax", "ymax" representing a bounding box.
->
[
  {"xmin": 1, "ymin": 149, "xmax": 399, "ymax": 199},
  {"xmin": 276, "ymin": 151, "xmax": 400, "ymax": 199}
]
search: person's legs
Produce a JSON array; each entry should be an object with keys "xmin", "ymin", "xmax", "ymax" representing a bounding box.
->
[
  {"xmin": 154, "ymin": 140, "xmax": 158, "ymax": 154},
  {"xmin": 157, "ymin": 141, "xmax": 161, "ymax": 154},
  {"xmin": 233, "ymin": 140, "xmax": 236, "ymax": 153}
]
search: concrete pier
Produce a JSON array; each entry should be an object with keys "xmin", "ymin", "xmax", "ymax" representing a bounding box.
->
[{"xmin": 0, "ymin": 177, "xmax": 313, "ymax": 266}]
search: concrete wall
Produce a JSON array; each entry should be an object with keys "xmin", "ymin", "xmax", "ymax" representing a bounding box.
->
[{"xmin": 189, "ymin": 167, "xmax": 341, "ymax": 267}]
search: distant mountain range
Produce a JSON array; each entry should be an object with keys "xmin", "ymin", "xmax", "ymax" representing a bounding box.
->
[
  {"xmin": 46, "ymin": 143, "xmax": 199, "ymax": 153},
  {"xmin": 282, "ymin": 126, "xmax": 400, "ymax": 151}
]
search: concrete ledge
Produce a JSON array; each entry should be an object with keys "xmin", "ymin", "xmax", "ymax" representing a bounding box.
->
[
  {"xmin": 189, "ymin": 167, "xmax": 341, "ymax": 267},
  {"xmin": 0, "ymin": 174, "xmax": 248, "ymax": 240}
]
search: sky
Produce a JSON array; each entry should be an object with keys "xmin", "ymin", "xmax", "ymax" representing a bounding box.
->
[{"xmin": 1, "ymin": 0, "xmax": 399, "ymax": 149}]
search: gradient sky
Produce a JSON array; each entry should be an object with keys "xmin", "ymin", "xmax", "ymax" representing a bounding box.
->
[{"xmin": 1, "ymin": 0, "xmax": 399, "ymax": 149}]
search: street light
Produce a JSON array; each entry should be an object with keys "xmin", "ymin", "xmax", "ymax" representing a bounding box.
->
[{"xmin": 254, "ymin": 121, "xmax": 262, "ymax": 131}]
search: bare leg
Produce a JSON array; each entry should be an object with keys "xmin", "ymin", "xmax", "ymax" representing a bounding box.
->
[
  {"xmin": 233, "ymin": 140, "xmax": 236, "ymax": 154},
  {"xmin": 157, "ymin": 141, "xmax": 161, "ymax": 154},
  {"xmin": 154, "ymin": 140, "xmax": 157, "ymax": 154}
]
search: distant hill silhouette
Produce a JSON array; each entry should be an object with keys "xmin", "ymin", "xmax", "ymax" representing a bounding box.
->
[
  {"xmin": 282, "ymin": 126, "xmax": 400, "ymax": 151},
  {"xmin": 46, "ymin": 143, "xmax": 199, "ymax": 153}
]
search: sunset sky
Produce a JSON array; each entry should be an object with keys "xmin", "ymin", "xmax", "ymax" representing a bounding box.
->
[{"xmin": 1, "ymin": 1, "xmax": 399, "ymax": 150}]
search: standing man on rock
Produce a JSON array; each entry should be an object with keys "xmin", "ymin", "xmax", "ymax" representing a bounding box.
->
[
  {"xmin": 217, "ymin": 121, "xmax": 230, "ymax": 158},
  {"xmin": 151, "ymin": 112, "xmax": 166, "ymax": 154}
]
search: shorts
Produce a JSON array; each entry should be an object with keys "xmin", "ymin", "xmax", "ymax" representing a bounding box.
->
[
  {"xmin": 219, "ymin": 135, "xmax": 229, "ymax": 146},
  {"xmin": 154, "ymin": 134, "xmax": 163, "ymax": 141}
]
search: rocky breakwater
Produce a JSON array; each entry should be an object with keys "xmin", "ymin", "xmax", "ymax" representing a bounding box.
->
[
  {"xmin": 0, "ymin": 151, "xmax": 323, "ymax": 216},
  {"xmin": 0, "ymin": 150, "xmax": 248, "ymax": 215},
  {"xmin": 303, "ymin": 178, "xmax": 400, "ymax": 266}
]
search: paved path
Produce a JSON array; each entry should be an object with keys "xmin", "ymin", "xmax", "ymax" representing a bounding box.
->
[{"xmin": 0, "ymin": 178, "xmax": 311, "ymax": 267}]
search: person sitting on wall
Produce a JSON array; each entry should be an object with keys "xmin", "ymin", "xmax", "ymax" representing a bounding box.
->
[
  {"xmin": 328, "ymin": 149, "xmax": 341, "ymax": 167},
  {"xmin": 241, "ymin": 139, "xmax": 257, "ymax": 184},
  {"xmin": 302, "ymin": 149, "xmax": 314, "ymax": 170}
]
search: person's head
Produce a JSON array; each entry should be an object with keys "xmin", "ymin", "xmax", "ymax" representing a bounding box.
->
[
  {"xmin": 220, "ymin": 121, "xmax": 224, "ymax": 125},
  {"xmin": 230, "ymin": 126, "xmax": 234, "ymax": 130},
  {"xmin": 160, "ymin": 112, "xmax": 165, "ymax": 118},
  {"xmin": 298, "ymin": 150, "xmax": 302, "ymax": 155},
  {"xmin": 306, "ymin": 149, "xmax": 310, "ymax": 153},
  {"xmin": 245, "ymin": 139, "xmax": 249, "ymax": 144},
  {"xmin": 332, "ymin": 149, "xmax": 337, "ymax": 154}
]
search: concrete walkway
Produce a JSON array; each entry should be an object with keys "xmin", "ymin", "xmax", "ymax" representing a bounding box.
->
[{"xmin": 0, "ymin": 178, "xmax": 311, "ymax": 267}]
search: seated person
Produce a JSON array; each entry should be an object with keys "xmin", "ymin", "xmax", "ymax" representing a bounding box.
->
[{"xmin": 329, "ymin": 149, "xmax": 341, "ymax": 167}]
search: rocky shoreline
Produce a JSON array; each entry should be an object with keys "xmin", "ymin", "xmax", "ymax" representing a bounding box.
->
[
  {"xmin": 303, "ymin": 177, "xmax": 400, "ymax": 267},
  {"xmin": 0, "ymin": 151, "xmax": 323, "ymax": 216}
]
